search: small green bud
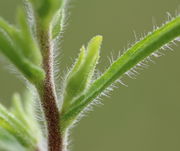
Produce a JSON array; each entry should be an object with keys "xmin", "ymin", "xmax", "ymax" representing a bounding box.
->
[
  {"xmin": 28, "ymin": 0, "xmax": 64, "ymax": 27},
  {"xmin": 51, "ymin": 9, "xmax": 65, "ymax": 39}
]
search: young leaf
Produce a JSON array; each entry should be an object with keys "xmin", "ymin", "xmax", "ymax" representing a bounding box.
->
[
  {"xmin": 0, "ymin": 127, "xmax": 26, "ymax": 151},
  {"xmin": 0, "ymin": 11, "xmax": 42, "ymax": 66},
  {"xmin": 62, "ymin": 36, "xmax": 103, "ymax": 111},
  {"xmin": 28, "ymin": 0, "xmax": 65, "ymax": 28},
  {"xmin": 0, "ymin": 17, "xmax": 45, "ymax": 83},
  {"xmin": 11, "ymin": 92, "xmax": 42, "ymax": 141},
  {"xmin": 51, "ymin": 9, "xmax": 65, "ymax": 39},
  {"xmin": 61, "ymin": 16, "xmax": 180, "ymax": 131},
  {"xmin": 0, "ymin": 104, "xmax": 36, "ymax": 150},
  {"xmin": 11, "ymin": 93, "xmax": 27, "ymax": 125},
  {"xmin": 16, "ymin": 8, "xmax": 42, "ymax": 66}
]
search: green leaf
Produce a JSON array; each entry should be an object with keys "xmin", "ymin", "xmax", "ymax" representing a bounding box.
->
[
  {"xmin": 71, "ymin": 46, "xmax": 86, "ymax": 74},
  {"xmin": 16, "ymin": 8, "xmax": 42, "ymax": 66},
  {"xmin": 61, "ymin": 16, "xmax": 180, "ymax": 132},
  {"xmin": 0, "ymin": 17, "xmax": 45, "ymax": 84},
  {"xmin": 11, "ymin": 93, "xmax": 26, "ymax": 125},
  {"xmin": 28, "ymin": 0, "xmax": 65, "ymax": 28},
  {"xmin": 51, "ymin": 9, "xmax": 65, "ymax": 39},
  {"xmin": 0, "ymin": 9, "xmax": 42, "ymax": 66},
  {"xmin": 0, "ymin": 104, "xmax": 36, "ymax": 150},
  {"xmin": 11, "ymin": 92, "xmax": 42, "ymax": 140},
  {"xmin": 62, "ymin": 36, "xmax": 103, "ymax": 111},
  {"xmin": 0, "ymin": 127, "xmax": 26, "ymax": 151}
]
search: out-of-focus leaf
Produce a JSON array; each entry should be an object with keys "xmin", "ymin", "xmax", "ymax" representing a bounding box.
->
[
  {"xmin": 11, "ymin": 92, "xmax": 42, "ymax": 140},
  {"xmin": 0, "ymin": 104, "xmax": 36, "ymax": 150},
  {"xmin": 11, "ymin": 93, "xmax": 27, "ymax": 125},
  {"xmin": 0, "ymin": 127, "xmax": 26, "ymax": 151}
]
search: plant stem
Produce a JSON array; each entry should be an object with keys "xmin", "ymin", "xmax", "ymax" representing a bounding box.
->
[{"xmin": 37, "ymin": 26, "xmax": 62, "ymax": 151}]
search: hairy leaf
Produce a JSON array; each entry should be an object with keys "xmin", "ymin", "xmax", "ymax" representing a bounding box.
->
[
  {"xmin": 61, "ymin": 16, "xmax": 180, "ymax": 131},
  {"xmin": 16, "ymin": 8, "xmax": 42, "ymax": 66},
  {"xmin": 51, "ymin": 9, "xmax": 65, "ymax": 39},
  {"xmin": 62, "ymin": 36, "xmax": 103, "ymax": 111},
  {"xmin": 0, "ymin": 17, "xmax": 45, "ymax": 83}
]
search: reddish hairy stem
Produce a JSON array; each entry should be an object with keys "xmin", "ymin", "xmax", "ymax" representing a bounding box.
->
[{"xmin": 37, "ymin": 27, "xmax": 62, "ymax": 151}]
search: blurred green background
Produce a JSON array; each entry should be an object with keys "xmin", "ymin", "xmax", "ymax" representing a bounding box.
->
[{"xmin": 0, "ymin": 0, "xmax": 180, "ymax": 151}]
